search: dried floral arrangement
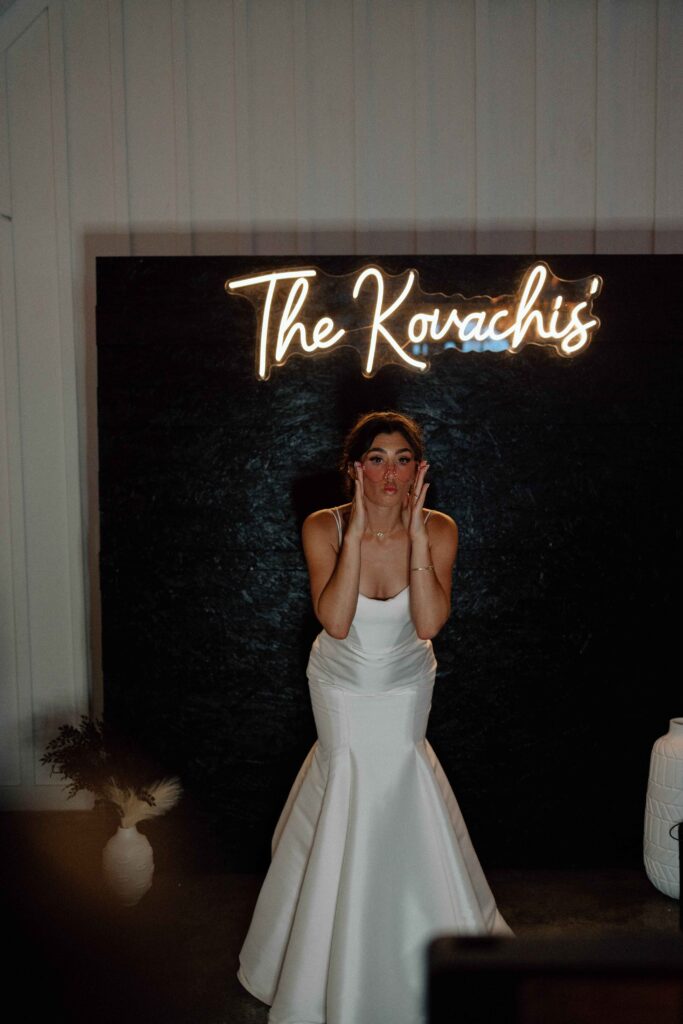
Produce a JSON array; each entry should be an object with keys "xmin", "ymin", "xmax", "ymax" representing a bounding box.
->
[
  {"xmin": 100, "ymin": 778, "xmax": 182, "ymax": 827},
  {"xmin": 41, "ymin": 715, "xmax": 181, "ymax": 825}
]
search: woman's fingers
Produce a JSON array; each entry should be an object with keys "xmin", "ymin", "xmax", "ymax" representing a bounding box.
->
[
  {"xmin": 409, "ymin": 464, "xmax": 430, "ymax": 535},
  {"xmin": 358, "ymin": 466, "xmax": 367, "ymax": 520},
  {"xmin": 413, "ymin": 461, "xmax": 429, "ymax": 502},
  {"xmin": 413, "ymin": 479, "xmax": 430, "ymax": 512},
  {"xmin": 414, "ymin": 480, "xmax": 429, "ymax": 510},
  {"xmin": 354, "ymin": 461, "xmax": 364, "ymax": 501},
  {"xmin": 349, "ymin": 462, "xmax": 365, "ymax": 531}
]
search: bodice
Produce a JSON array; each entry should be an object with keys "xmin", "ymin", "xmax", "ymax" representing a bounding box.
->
[{"xmin": 306, "ymin": 586, "xmax": 436, "ymax": 696}]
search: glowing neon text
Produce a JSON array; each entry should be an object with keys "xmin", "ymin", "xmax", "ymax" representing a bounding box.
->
[{"xmin": 227, "ymin": 262, "xmax": 603, "ymax": 379}]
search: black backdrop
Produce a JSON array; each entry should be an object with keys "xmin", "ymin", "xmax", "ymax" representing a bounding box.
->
[{"xmin": 96, "ymin": 255, "xmax": 681, "ymax": 871}]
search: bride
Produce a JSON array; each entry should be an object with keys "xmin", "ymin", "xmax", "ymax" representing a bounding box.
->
[
  {"xmin": 304, "ymin": 410, "xmax": 454, "ymax": 637},
  {"xmin": 237, "ymin": 411, "xmax": 513, "ymax": 1024}
]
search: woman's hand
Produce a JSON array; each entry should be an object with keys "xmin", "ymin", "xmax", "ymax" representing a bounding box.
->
[
  {"xmin": 402, "ymin": 460, "xmax": 430, "ymax": 539},
  {"xmin": 345, "ymin": 461, "xmax": 367, "ymax": 542}
]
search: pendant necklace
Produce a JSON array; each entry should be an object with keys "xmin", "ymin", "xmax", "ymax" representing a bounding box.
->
[{"xmin": 367, "ymin": 523, "xmax": 397, "ymax": 540}]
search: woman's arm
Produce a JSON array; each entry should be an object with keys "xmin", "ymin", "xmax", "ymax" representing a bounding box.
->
[
  {"xmin": 301, "ymin": 465, "xmax": 366, "ymax": 639},
  {"xmin": 409, "ymin": 511, "xmax": 458, "ymax": 639},
  {"xmin": 405, "ymin": 461, "xmax": 458, "ymax": 639}
]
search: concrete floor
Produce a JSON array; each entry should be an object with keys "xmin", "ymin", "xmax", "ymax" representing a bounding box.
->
[{"xmin": 1, "ymin": 811, "xmax": 680, "ymax": 1023}]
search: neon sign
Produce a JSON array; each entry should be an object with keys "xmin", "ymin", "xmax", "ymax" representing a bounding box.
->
[{"xmin": 226, "ymin": 262, "xmax": 603, "ymax": 379}]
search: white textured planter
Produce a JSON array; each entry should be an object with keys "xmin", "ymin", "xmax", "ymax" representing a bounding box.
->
[
  {"xmin": 102, "ymin": 825, "xmax": 154, "ymax": 906},
  {"xmin": 644, "ymin": 717, "xmax": 683, "ymax": 899}
]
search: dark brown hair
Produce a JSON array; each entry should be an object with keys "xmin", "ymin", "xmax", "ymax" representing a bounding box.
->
[{"xmin": 339, "ymin": 411, "xmax": 424, "ymax": 495}]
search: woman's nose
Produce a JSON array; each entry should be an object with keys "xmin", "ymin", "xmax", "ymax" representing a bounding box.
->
[{"xmin": 384, "ymin": 463, "xmax": 397, "ymax": 479}]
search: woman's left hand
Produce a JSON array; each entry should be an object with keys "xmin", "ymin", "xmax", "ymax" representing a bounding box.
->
[{"xmin": 402, "ymin": 460, "xmax": 430, "ymax": 539}]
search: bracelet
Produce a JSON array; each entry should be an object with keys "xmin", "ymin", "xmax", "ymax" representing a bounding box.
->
[{"xmin": 411, "ymin": 564, "xmax": 434, "ymax": 572}]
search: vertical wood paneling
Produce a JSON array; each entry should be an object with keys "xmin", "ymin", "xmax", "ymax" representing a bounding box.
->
[
  {"xmin": 0, "ymin": 228, "xmax": 22, "ymax": 786},
  {"xmin": 63, "ymin": 0, "xmax": 130, "ymax": 426},
  {"xmin": 64, "ymin": 0, "xmax": 131, "ymax": 721},
  {"xmin": 170, "ymin": 0, "xmax": 191, "ymax": 242},
  {"xmin": 654, "ymin": 0, "xmax": 683, "ymax": 253},
  {"xmin": 5, "ymin": 8, "xmax": 81, "ymax": 789},
  {"xmin": 536, "ymin": 0, "xmax": 597, "ymax": 252},
  {"xmin": 596, "ymin": 0, "xmax": 657, "ymax": 252},
  {"xmin": 353, "ymin": 0, "xmax": 417, "ymax": 253},
  {"xmin": 0, "ymin": 60, "xmax": 22, "ymax": 785},
  {"xmin": 293, "ymin": 0, "xmax": 355, "ymax": 254},
  {"xmin": 414, "ymin": 0, "xmax": 477, "ymax": 254},
  {"xmin": 0, "ymin": 0, "xmax": 48, "ymax": 50},
  {"xmin": 475, "ymin": 0, "xmax": 536, "ymax": 253},
  {"xmin": 185, "ymin": 0, "xmax": 240, "ymax": 254},
  {"xmin": 231, "ymin": 0, "xmax": 254, "ymax": 254},
  {"xmin": 0, "ymin": 55, "xmax": 8, "ymax": 212},
  {"xmin": 236, "ymin": 0, "xmax": 299, "ymax": 254},
  {"xmin": 123, "ymin": 0, "xmax": 190, "ymax": 253},
  {"xmin": 65, "ymin": 0, "xmax": 120, "ymax": 228},
  {"xmin": 47, "ymin": 2, "xmax": 90, "ymax": 758},
  {"xmin": 107, "ymin": 0, "xmax": 130, "ymax": 231}
]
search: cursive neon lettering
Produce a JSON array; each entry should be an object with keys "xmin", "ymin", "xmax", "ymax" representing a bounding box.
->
[
  {"xmin": 352, "ymin": 268, "xmax": 427, "ymax": 374},
  {"xmin": 312, "ymin": 317, "xmax": 344, "ymax": 349},
  {"xmin": 430, "ymin": 308, "xmax": 462, "ymax": 341},
  {"xmin": 226, "ymin": 262, "xmax": 603, "ymax": 378},
  {"xmin": 275, "ymin": 276, "xmax": 309, "ymax": 358},
  {"xmin": 407, "ymin": 312, "xmax": 433, "ymax": 344},
  {"xmin": 228, "ymin": 269, "xmax": 347, "ymax": 377},
  {"xmin": 510, "ymin": 263, "xmax": 547, "ymax": 349},
  {"xmin": 560, "ymin": 302, "xmax": 598, "ymax": 354}
]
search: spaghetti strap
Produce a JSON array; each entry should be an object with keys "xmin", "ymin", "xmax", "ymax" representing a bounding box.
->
[
  {"xmin": 423, "ymin": 509, "xmax": 432, "ymax": 524},
  {"xmin": 328, "ymin": 507, "xmax": 343, "ymax": 547}
]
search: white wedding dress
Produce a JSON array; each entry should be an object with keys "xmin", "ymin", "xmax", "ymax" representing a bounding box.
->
[{"xmin": 237, "ymin": 509, "xmax": 513, "ymax": 1024}]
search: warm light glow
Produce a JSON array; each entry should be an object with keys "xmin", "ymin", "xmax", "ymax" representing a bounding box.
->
[
  {"xmin": 226, "ymin": 262, "xmax": 603, "ymax": 378},
  {"xmin": 228, "ymin": 269, "xmax": 321, "ymax": 379},
  {"xmin": 352, "ymin": 268, "xmax": 427, "ymax": 374}
]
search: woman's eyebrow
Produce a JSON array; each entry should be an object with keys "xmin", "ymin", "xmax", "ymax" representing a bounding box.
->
[{"xmin": 366, "ymin": 446, "xmax": 413, "ymax": 455}]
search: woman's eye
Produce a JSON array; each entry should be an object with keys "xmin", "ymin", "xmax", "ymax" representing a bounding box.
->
[
  {"xmin": 369, "ymin": 456, "xmax": 383, "ymax": 464},
  {"xmin": 399, "ymin": 457, "xmax": 412, "ymax": 464}
]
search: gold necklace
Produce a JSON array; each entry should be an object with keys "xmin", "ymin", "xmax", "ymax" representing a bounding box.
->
[{"xmin": 367, "ymin": 523, "xmax": 398, "ymax": 540}]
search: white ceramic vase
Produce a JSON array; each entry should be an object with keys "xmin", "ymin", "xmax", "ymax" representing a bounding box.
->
[
  {"xmin": 644, "ymin": 717, "xmax": 683, "ymax": 899},
  {"xmin": 102, "ymin": 824, "xmax": 154, "ymax": 905}
]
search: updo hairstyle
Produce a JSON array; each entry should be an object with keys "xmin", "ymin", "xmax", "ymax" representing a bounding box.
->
[{"xmin": 339, "ymin": 411, "xmax": 424, "ymax": 496}]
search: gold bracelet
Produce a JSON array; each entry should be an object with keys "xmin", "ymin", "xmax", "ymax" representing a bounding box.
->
[{"xmin": 411, "ymin": 564, "xmax": 434, "ymax": 572}]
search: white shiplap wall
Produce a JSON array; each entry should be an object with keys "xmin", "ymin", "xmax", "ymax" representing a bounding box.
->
[{"xmin": 0, "ymin": 0, "xmax": 681, "ymax": 808}]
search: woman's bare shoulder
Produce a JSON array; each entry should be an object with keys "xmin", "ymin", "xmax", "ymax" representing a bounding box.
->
[
  {"xmin": 302, "ymin": 508, "xmax": 332, "ymax": 533},
  {"xmin": 425, "ymin": 509, "xmax": 459, "ymax": 551},
  {"xmin": 302, "ymin": 505, "xmax": 351, "ymax": 540},
  {"xmin": 303, "ymin": 504, "xmax": 351, "ymax": 524},
  {"xmin": 425, "ymin": 508, "xmax": 458, "ymax": 532}
]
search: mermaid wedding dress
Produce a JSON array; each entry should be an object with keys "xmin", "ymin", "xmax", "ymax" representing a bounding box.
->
[{"xmin": 237, "ymin": 508, "xmax": 513, "ymax": 1024}]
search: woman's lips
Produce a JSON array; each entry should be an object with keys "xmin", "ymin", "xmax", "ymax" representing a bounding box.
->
[{"xmin": 383, "ymin": 485, "xmax": 397, "ymax": 493}]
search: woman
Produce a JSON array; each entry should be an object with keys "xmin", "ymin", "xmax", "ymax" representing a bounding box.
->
[{"xmin": 237, "ymin": 411, "xmax": 512, "ymax": 1024}]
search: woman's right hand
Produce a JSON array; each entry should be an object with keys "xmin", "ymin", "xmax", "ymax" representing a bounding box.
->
[{"xmin": 345, "ymin": 461, "xmax": 366, "ymax": 542}]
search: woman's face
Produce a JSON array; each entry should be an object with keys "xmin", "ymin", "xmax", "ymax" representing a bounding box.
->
[{"xmin": 357, "ymin": 431, "xmax": 418, "ymax": 504}]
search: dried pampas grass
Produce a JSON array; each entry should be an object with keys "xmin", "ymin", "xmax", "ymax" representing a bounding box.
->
[{"xmin": 102, "ymin": 777, "xmax": 182, "ymax": 828}]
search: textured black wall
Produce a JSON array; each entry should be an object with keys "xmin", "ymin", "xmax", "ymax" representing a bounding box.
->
[{"xmin": 97, "ymin": 255, "xmax": 681, "ymax": 870}]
